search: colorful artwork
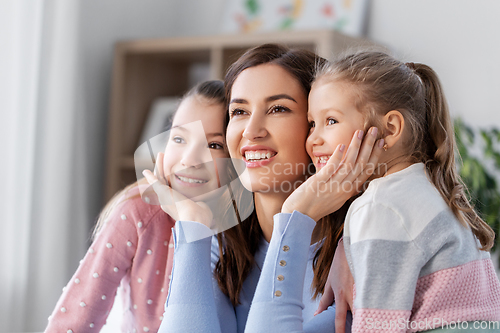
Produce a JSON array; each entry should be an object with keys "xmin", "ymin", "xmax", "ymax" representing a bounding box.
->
[{"xmin": 221, "ymin": 0, "xmax": 368, "ymax": 37}]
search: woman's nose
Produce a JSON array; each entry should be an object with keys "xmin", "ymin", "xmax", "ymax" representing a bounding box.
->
[{"xmin": 242, "ymin": 113, "xmax": 267, "ymax": 140}]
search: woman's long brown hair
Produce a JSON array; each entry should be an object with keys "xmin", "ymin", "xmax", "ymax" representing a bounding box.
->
[{"xmin": 217, "ymin": 44, "xmax": 344, "ymax": 305}]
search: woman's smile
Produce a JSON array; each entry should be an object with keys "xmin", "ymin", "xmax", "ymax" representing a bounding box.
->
[{"xmin": 241, "ymin": 145, "xmax": 278, "ymax": 167}]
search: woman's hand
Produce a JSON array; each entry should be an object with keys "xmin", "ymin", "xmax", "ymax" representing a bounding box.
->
[
  {"xmin": 282, "ymin": 127, "xmax": 383, "ymax": 221},
  {"xmin": 142, "ymin": 152, "xmax": 213, "ymax": 226},
  {"xmin": 315, "ymin": 239, "xmax": 354, "ymax": 333}
]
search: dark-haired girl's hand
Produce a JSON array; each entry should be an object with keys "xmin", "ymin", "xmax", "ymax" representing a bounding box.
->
[
  {"xmin": 142, "ymin": 152, "xmax": 213, "ymax": 227},
  {"xmin": 282, "ymin": 128, "xmax": 383, "ymax": 221}
]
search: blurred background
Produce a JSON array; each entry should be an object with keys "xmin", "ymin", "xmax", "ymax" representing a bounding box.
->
[{"xmin": 1, "ymin": 0, "xmax": 500, "ymax": 332}]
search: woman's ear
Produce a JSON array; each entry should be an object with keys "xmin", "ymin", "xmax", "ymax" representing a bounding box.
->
[{"xmin": 382, "ymin": 110, "xmax": 405, "ymax": 149}]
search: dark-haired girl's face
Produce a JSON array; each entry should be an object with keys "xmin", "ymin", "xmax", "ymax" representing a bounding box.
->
[
  {"xmin": 163, "ymin": 96, "xmax": 228, "ymax": 200},
  {"xmin": 226, "ymin": 64, "xmax": 311, "ymax": 196}
]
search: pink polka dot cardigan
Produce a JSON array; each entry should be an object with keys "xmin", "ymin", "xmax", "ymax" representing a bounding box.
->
[{"xmin": 45, "ymin": 186, "xmax": 175, "ymax": 333}]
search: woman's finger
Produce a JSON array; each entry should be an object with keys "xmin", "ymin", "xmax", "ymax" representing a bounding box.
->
[
  {"xmin": 355, "ymin": 138, "xmax": 384, "ymax": 193},
  {"xmin": 338, "ymin": 129, "xmax": 364, "ymax": 174},
  {"xmin": 354, "ymin": 127, "xmax": 378, "ymax": 171},
  {"xmin": 342, "ymin": 127, "xmax": 380, "ymax": 190},
  {"xmin": 314, "ymin": 143, "xmax": 345, "ymax": 182}
]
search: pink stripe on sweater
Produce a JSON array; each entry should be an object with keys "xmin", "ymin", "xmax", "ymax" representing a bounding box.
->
[
  {"xmin": 352, "ymin": 308, "xmax": 411, "ymax": 333},
  {"xmin": 352, "ymin": 259, "xmax": 500, "ymax": 332},
  {"xmin": 410, "ymin": 258, "xmax": 500, "ymax": 331}
]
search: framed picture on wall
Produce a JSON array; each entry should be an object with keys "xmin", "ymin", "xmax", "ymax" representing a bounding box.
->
[{"xmin": 221, "ymin": 0, "xmax": 368, "ymax": 37}]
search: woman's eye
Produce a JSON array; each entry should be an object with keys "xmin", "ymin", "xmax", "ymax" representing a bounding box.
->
[
  {"xmin": 326, "ymin": 118, "xmax": 338, "ymax": 125},
  {"xmin": 269, "ymin": 105, "xmax": 290, "ymax": 114},
  {"xmin": 208, "ymin": 142, "xmax": 224, "ymax": 150},
  {"xmin": 230, "ymin": 108, "xmax": 247, "ymax": 117},
  {"xmin": 172, "ymin": 136, "xmax": 185, "ymax": 144}
]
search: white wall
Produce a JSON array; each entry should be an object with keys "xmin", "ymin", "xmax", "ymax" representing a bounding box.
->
[{"xmin": 367, "ymin": 0, "xmax": 500, "ymax": 128}]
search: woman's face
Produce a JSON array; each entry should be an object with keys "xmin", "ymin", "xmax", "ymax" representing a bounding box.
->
[
  {"xmin": 163, "ymin": 96, "xmax": 228, "ymax": 200},
  {"xmin": 226, "ymin": 63, "xmax": 311, "ymax": 195},
  {"xmin": 306, "ymin": 80, "xmax": 365, "ymax": 170}
]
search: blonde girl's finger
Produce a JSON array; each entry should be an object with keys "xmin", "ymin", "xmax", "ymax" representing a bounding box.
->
[
  {"xmin": 334, "ymin": 296, "xmax": 348, "ymax": 333},
  {"xmin": 315, "ymin": 283, "xmax": 334, "ymax": 316}
]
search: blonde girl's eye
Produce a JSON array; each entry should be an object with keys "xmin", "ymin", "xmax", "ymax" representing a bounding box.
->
[
  {"xmin": 172, "ymin": 136, "xmax": 185, "ymax": 144},
  {"xmin": 208, "ymin": 142, "xmax": 224, "ymax": 150},
  {"xmin": 326, "ymin": 118, "xmax": 338, "ymax": 126},
  {"xmin": 269, "ymin": 105, "xmax": 291, "ymax": 114},
  {"xmin": 308, "ymin": 120, "xmax": 315, "ymax": 129}
]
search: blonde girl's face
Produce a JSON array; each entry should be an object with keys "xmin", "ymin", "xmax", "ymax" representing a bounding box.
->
[
  {"xmin": 162, "ymin": 96, "xmax": 228, "ymax": 200},
  {"xmin": 306, "ymin": 80, "xmax": 365, "ymax": 170},
  {"xmin": 226, "ymin": 63, "xmax": 312, "ymax": 195}
]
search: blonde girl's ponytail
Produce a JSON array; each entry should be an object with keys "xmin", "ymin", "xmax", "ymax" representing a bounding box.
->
[{"xmin": 412, "ymin": 63, "xmax": 495, "ymax": 250}]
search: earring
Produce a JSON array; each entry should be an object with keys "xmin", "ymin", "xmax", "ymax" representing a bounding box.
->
[{"xmin": 383, "ymin": 143, "xmax": 388, "ymax": 151}]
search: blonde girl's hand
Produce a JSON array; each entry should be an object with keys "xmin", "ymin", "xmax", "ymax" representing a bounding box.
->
[
  {"xmin": 314, "ymin": 238, "xmax": 354, "ymax": 332},
  {"xmin": 142, "ymin": 152, "xmax": 213, "ymax": 227},
  {"xmin": 282, "ymin": 127, "xmax": 383, "ymax": 221}
]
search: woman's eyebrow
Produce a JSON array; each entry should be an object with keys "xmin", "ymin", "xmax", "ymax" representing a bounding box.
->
[
  {"xmin": 230, "ymin": 94, "xmax": 297, "ymax": 105},
  {"xmin": 229, "ymin": 98, "xmax": 247, "ymax": 104},
  {"xmin": 266, "ymin": 94, "xmax": 297, "ymax": 103}
]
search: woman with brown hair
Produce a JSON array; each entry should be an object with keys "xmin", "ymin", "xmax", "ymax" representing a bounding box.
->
[{"xmin": 145, "ymin": 44, "xmax": 383, "ymax": 332}]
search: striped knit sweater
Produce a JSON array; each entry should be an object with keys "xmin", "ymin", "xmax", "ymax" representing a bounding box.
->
[{"xmin": 344, "ymin": 163, "xmax": 500, "ymax": 333}]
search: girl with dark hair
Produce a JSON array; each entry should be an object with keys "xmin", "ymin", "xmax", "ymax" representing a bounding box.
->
[
  {"xmin": 147, "ymin": 44, "xmax": 382, "ymax": 332},
  {"xmin": 45, "ymin": 80, "xmax": 229, "ymax": 333}
]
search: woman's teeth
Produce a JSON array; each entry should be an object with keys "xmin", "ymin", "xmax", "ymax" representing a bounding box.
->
[
  {"xmin": 245, "ymin": 151, "xmax": 276, "ymax": 161},
  {"xmin": 318, "ymin": 156, "xmax": 330, "ymax": 164},
  {"xmin": 176, "ymin": 175, "xmax": 208, "ymax": 184}
]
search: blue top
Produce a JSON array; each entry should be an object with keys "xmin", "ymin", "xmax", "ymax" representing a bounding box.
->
[{"xmin": 158, "ymin": 211, "xmax": 351, "ymax": 333}]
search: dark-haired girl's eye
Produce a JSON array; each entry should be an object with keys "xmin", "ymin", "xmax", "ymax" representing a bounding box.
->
[
  {"xmin": 208, "ymin": 142, "xmax": 224, "ymax": 150},
  {"xmin": 172, "ymin": 136, "xmax": 185, "ymax": 144}
]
